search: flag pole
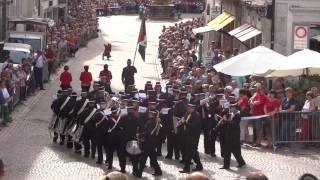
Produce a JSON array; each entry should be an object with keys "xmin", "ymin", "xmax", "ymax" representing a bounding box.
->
[{"xmin": 133, "ymin": 42, "xmax": 139, "ymax": 65}]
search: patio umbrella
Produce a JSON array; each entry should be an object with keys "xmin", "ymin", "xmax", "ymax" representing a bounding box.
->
[
  {"xmin": 213, "ymin": 46, "xmax": 285, "ymax": 76},
  {"xmin": 268, "ymin": 49, "xmax": 320, "ymax": 77}
]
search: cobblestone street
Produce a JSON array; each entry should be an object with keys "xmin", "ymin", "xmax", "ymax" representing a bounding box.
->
[{"xmin": 0, "ymin": 15, "xmax": 320, "ymax": 180}]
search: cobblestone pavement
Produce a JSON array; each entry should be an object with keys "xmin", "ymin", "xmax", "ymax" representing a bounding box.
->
[{"xmin": 0, "ymin": 15, "xmax": 320, "ymax": 180}]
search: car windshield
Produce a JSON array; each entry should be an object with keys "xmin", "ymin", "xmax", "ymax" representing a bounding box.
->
[
  {"xmin": 8, "ymin": 51, "xmax": 28, "ymax": 64},
  {"xmin": 8, "ymin": 38, "xmax": 41, "ymax": 51}
]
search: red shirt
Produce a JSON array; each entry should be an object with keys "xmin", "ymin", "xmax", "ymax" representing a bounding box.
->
[
  {"xmin": 99, "ymin": 70, "xmax": 112, "ymax": 83},
  {"xmin": 265, "ymin": 98, "xmax": 280, "ymax": 113},
  {"xmin": 80, "ymin": 71, "xmax": 93, "ymax": 86},
  {"xmin": 60, "ymin": 71, "xmax": 72, "ymax": 86},
  {"xmin": 251, "ymin": 92, "xmax": 268, "ymax": 116},
  {"xmin": 46, "ymin": 48, "xmax": 54, "ymax": 59},
  {"xmin": 237, "ymin": 97, "xmax": 249, "ymax": 109}
]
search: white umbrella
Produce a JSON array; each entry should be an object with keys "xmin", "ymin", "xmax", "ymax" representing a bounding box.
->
[
  {"xmin": 268, "ymin": 49, "xmax": 320, "ymax": 77},
  {"xmin": 213, "ymin": 46, "xmax": 285, "ymax": 76}
]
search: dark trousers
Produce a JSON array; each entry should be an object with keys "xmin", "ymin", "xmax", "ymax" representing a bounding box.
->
[
  {"xmin": 166, "ymin": 131, "xmax": 180, "ymax": 159},
  {"xmin": 139, "ymin": 145, "xmax": 162, "ymax": 175},
  {"xmin": 20, "ymin": 86, "xmax": 26, "ymax": 100},
  {"xmin": 129, "ymin": 155, "xmax": 140, "ymax": 174},
  {"xmin": 61, "ymin": 85, "xmax": 71, "ymax": 90},
  {"xmin": 209, "ymin": 129, "xmax": 217, "ymax": 155},
  {"xmin": 107, "ymin": 142, "xmax": 126, "ymax": 170},
  {"xmin": 96, "ymin": 137, "xmax": 108, "ymax": 163},
  {"xmin": 203, "ymin": 127, "xmax": 211, "ymax": 154},
  {"xmin": 74, "ymin": 142, "xmax": 82, "ymax": 151},
  {"xmin": 81, "ymin": 85, "xmax": 90, "ymax": 92},
  {"xmin": 223, "ymin": 145, "xmax": 245, "ymax": 168},
  {"xmin": 83, "ymin": 134, "xmax": 96, "ymax": 157},
  {"xmin": 48, "ymin": 61, "xmax": 54, "ymax": 80},
  {"xmin": 184, "ymin": 141, "xmax": 202, "ymax": 171},
  {"xmin": 34, "ymin": 67, "xmax": 44, "ymax": 89}
]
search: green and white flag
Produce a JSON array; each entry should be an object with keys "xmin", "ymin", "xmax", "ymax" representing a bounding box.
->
[{"xmin": 138, "ymin": 15, "xmax": 147, "ymax": 61}]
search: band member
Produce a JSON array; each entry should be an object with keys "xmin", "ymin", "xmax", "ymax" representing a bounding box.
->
[
  {"xmin": 72, "ymin": 91, "xmax": 89, "ymax": 153},
  {"xmin": 103, "ymin": 43, "xmax": 112, "ymax": 60},
  {"xmin": 144, "ymin": 81, "xmax": 153, "ymax": 92},
  {"xmin": 78, "ymin": 99, "xmax": 97, "ymax": 158},
  {"xmin": 107, "ymin": 106, "xmax": 127, "ymax": 173},
  {"xmin": 198, "ymin": 93, "xmax": 211, "ymax": 155},
  {"xmin": 121, "ymin": 59, "xmax": 137, "ymax": 92},
  {"xmin": 179, "ymin": 101, "xmax": 203, "ymax": 173},
  {"xmin": 65, "ymin": 92, "xmax": 78, "ymax": 149},
  {"xmin": 220, "ymin": 102, "xmax": 246, "ymax": 169},
  {"xmin": 50, "ymin": 90, "xmax": 63, "ymax": 143},
  {"xmin": 88, "ymin": 82, "xmax": 100, "ymax": 100},
  {"xmin": 207, "ymin": 96, "xmax": 220, "ymax": 157},
  {"xmin": 122, "ymin": 102, "xmax": 143, "ymax": 176},
  {"xmin": 154, "ymin": 82, "xmax": 165, "ymax": 99},
  {"xmin": 91, "ymin": 100, "xmax": 109, "ymax": 164},
  {"xmin": 137, "ymin": 111, "xmax": 162, "ymax": 177},
  {"xmin": 79, "ymin": 65, "xmax": 93, "ymax": 92}
]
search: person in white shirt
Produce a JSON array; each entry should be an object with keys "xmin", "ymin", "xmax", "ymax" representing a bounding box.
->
[
  {"xmin": 34, "ymin": 50, "xmax": 46, "ymax": 90},
  {"xmin": 182, "ymin": 36, "xmax": 190, "ymax": 49},
  {"xmin": 0, "ymin": 81, "xmax": 12, "ymax": 126}
]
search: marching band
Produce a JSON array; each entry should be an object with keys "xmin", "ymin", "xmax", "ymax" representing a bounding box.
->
[{"xmin": 49, "ymin": 79, "xmax": 246, "ymax": 177}]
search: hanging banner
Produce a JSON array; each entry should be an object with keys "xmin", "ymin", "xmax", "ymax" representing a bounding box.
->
[{"xmin": 293, "ymin": 26, "xmax": 308, "ymax": 50}]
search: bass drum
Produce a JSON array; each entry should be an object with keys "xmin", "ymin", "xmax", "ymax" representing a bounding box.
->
[{"xmin": 126, "ymin": 140, "xmax": 143, "ymax": 155}]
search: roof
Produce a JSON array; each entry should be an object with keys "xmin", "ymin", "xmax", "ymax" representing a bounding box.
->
[
  {"xmin": 8, "ymin": 17, "xmax": 55, "ymax": 27},
  {"xmin": 3, "ymin": 43, "xmax": 32, "ymax": 53}
]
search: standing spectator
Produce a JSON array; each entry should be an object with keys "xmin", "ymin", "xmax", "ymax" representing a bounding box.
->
[
  {"xmin": 311, "ymin": 87, "xmax": 320, "ymax": 110},
  {"xmin": 46, "ymin": 44, "xmax": 55, "ymax": 80},
  {"xmin": 0, "ymin": 80, "xmax": 12, "ymax": 126},
  {"xmin": 0, "ymin": 87, "xmax": 5, "ymax": 129},
  {"xmin": 182, "ymin": 36, "xmax": 190, "ymax": 49},
  {"xmin": 249, "ymin": 83, "xmax": 268, "ymax": 147},
  {"xmin": 80, "ymin": 65, "xmax": 92, "ymax": 92},
  {"xmin": 59, "ymin": 65, "xmax": 72, "ymax": 90},
  {"xmin": 211, "ymin": 49, "xmax": 223, "ymax": 65},
  {"xmin": 301, "ymin": 91, "xmax": 316, "ymax": 148},
  {"xmin": 103, "ymin": 43, "xmax": 112, "ymax": 60},
  {"xmin": 99, "ymin": 64, "xmax": 113, "ymax": 94},
  {"xmin": 0, "ymin": 158, "xmax": 4, "ymax": 180},
  {"xmin": 17, "ymin": 65, "xmax": 27, "ymax": 101},
  {"xmin": 263, "ymin": 90, "xmax": 280, "ymax": 148},
  {"xmin": 34, "ymin": 50, "xmax": 46, "ymax": 90},
  {"xmin": 279, "ymin": 87, "xmax": 297, "ymax": 148},
  {"xmin": 237, "ymin": 89, "xmax": 250, "ymax": 143}
]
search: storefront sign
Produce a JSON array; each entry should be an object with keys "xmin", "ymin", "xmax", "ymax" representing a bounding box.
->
[{"xmin": 293, "ymin": 26, "xmax": 308, "ymax": 49}]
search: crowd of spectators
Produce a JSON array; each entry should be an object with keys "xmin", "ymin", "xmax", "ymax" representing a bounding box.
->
[
  {"xmin": 158, "ymin": 17, "xmax": 320, "ymax": 148},
  {"xmin": 0, "ymin": 0, "xmax": 98, "ymax": 130}
]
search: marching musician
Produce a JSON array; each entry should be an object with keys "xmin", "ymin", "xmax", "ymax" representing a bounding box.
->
[
  {"xmin": 78, "ymin": 99, "xmax": 97, "ymax": 158},
  {"xmin": 179, "ymin": 100, "xmax": 203, "ymax": 173},
  {"xmin": 94, "ymin": 100, "xmax": 110, "ymax": 164},
  {"xmin": 219, "ymin": 102, "xmax": 246, "ymax": 169},
  {"xmin": 147, "ymin": 101, "xmax": 162, "ymax": 156},
  {"xmin": 88, "ymin": 82, "xmax": 100, "ymax": 100},
  {"xmin": 154, "ymin": 82, "xmax": 165, "ymax": 99},
  {"xmin": 71, "ymin": 90, "xmax": 89, "ymax": 154},
  {"xmin": 197, "ymin": 93, "xmax": 211, "ymax": 155},
  {"xmin": 65, "ymin": 92, "xmax": 78, "ymax": 149},
  {"xmin": 137, "ymin": 110, "xmax": 162, "ymax": 177},
  {"xmin": 50, "ymin": 90, "xmax": 63, "ymax": 143}
]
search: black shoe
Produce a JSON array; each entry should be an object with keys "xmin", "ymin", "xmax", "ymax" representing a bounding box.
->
[
  {"xmin": 179, "ymin": 160, "xmax": 184, "ymax": 164},
  {"xmin": 179, "ymin": 169, "xmax": 190, "ymax": 173},
  {"xmin": 175, "ymin": 156, "xmax": 180, "ymax": 160},
  {"xmin": 53, "ymin": 137, "xmax": 58, "ymax": 143},
  {"xmin": 40, "ymin": 88, "xmax": 45, "ymax": 90},
  {"xmin": 120, "ymin": 169, "xmax": 126, "ymax": 173},
  {"xmin": 91, "ymin": 155, "xmax": 95, "ymax": 159},
  {"xmin": 107, "ymin": 166, "xmax": 112, "ymax": 170},
  {"xmin": 133, "ymin": 172, "xmax": 142, "ymax": 178},
  {"xmin": 237, "ymin": 163, "xmax": 246, "ymax": 168},
  {"xmin": 75, "ymin": 150, "xmax": 81, "ymax": 154},
  {"xmin": 67, "ymin": 142, "xmax": 73, "ymax": 149},
  {"xmin": 59, "ymin": 141, "xmax": 64, "ymax": 145},
  {"xmin": 152, "ymin": 171, "xmax": 162, "ymax": 176},
  {"xmin": 220, "ymin": 166, "xmax": 230, "ymax": 170},
  {"xmin": 96, "ymin": 161, "xmax": 102, "ymax": 164},
  {"xmin": 192, "ymin": 166, "xmax": 203, "ymax": 172},
  {"xmin": 165, "ymin": 156, "xmax": 172, "ymax": 160},
  {"xmin": 211, "ymin": 153, "xmax": 217, "ymax": 157},
  {"xmin": 84, "ymin": 154, "xmax": 89, "ymax": 158}
]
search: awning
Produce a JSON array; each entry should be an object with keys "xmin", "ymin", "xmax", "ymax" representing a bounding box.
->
[
  {"xmin": 228, "ymin": 24, "xmax": 262, "ymax": 42},
  {"xmin": 207, "ymin": 12, "xmax": 235, "ymax": 31},
  {"xmin": 192, "ymin": 26, "xmax": 214, "ymax": 34},
  {"xmin": 311, "ymin": 35, "xmax": 320, "ymax": 41}
]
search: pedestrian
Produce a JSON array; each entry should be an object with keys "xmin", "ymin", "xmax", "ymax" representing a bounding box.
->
[
  {"xmin": 220, "ymin": 102, "xmax": 246, "ymax": 169},
  {"xmin": 121, "ymin": 59, "xmax": 137, "ymax": 92},
  {"xmin": 0, "ymin": 158, "xmax": 4, "ymax": 180},
  {"xmin": 103, "ymin": 43, "xmax": 112, "ymax": 60},
  {"xmin": 46, "ymin": 44, "xmax": 55, "ymax": 80},
  {"xmin": 34, "ymin": 50, "xmax": 46, "ymax": 90},
  {"xmin": 80, "ymin": 65, "xmax": 93, "ymax": 92},
  {"xmin": 99, "ymin": 64, "xmax": 113, "ymax": 94},
  {"xmin": 60, "ymin": 65, "xmax": 72, "ymax": 90},
  {"xmin": 180, "ymin": 100, "xmax": 203, "ymax": 173}
]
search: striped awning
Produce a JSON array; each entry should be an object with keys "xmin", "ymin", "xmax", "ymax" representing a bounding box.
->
[{"xmin": 228, "ymin": 24, "xmax": 262, "ymax": 42}]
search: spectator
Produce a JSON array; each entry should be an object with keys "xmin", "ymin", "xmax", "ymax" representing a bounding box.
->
[
  {"xmin": 310, "ymin": 87, "xmax": 320, "ymax": 110},
  {"xmin": 17, "ymin": 65, "xmax": 27, "ymax": 101},
  {"xmin": 34, "ymin": 50, "xmax": 46, "ymax": 90},
  {"xmin": 299, "ymin": 173, "xmax": 318, "ymax": 180},
  {"xmin": 60, "ymin": 65, "xmax": 72, "ymax": 90},
  {"xmin": 100, "ymin": 171, "xmax": 128, "ymax": 180},
  {"xmin": 249, "ymin": 82, "xmax": 268, "ymax": 147},
  {"xmin": 80, "ymin": 65, "xmax": 92, "ymax": 92},
  {"xmin": 0, "ymin": 80, "xmax": 12, "ymax": 126},
  {"xmin": 46, "ymin": 44, "xmax": 56, "ymax": 80},
  {"xmin": 301, "ymin": 91, "xmax": 316, "ymax": 148},
  {"xmin": 246, "ymin": 172, "xmax": 268, "ymax": 180},
  {"xmin": 238, "ymin": 89, "xmax": 250, "ymax": 143},
  {"xmin": 263, "ymin": 90, "xmax": 280, "ymax": 148},
  {"xmin": 186, "ymin": 172, "xmax": 209, "ymax": 180},
  {"xmin": 0, "ymin": 158, "xmax": 3, "ymax": 180}
]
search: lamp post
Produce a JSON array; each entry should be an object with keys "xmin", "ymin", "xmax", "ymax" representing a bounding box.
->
[{"xmin": 270, "ymin": 0, "xmax": 275, "ymax": 50}]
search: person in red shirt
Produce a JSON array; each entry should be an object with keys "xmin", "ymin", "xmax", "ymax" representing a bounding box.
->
[
  {"xmin": 60, "ymin": 65, "xmax": 72, "ymax": 90},
  {"xmin": 249, "ymin": 82, "xmax": 268, "ymax": 147},
  {"xmin": 46, "ymin": 44, "xmax": 55, "ymax": 80},
  {"xmin": 237, "ymin": 89, "xmax": 250, "ymax": 143},
  {"xmin": 263, "ymin": 89, "xmax": 280, "ymax": 148},
  {"xmin": 99, "ymin": 64, "xmax": 113, "ymax": 94},
  {"xmin": 80, "ymin": 65, "xmax": 93, "ymax": 92}
]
